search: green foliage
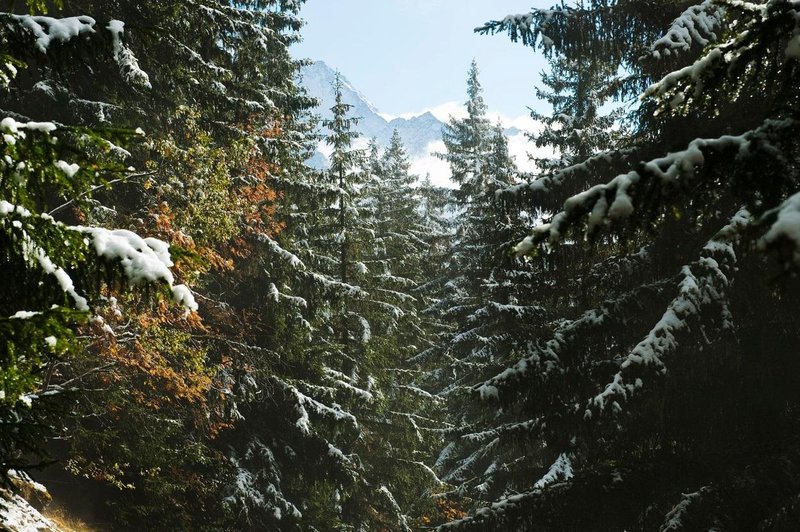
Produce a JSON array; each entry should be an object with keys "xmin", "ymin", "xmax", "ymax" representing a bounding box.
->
[
  {"xmin": 146, "ymin": 106, "xmax": 248, "ymax": 248},
  {"xmin": 0, "ymin": 118, "xmax": 131, "ymax": 473}
]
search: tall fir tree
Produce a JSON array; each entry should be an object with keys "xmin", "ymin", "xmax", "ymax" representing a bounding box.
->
[
  {"xmin": 427, "ymin": 66, "xmax": 554, "ymax": 524},
  {"xmin": 440, "ymin": 1, "xmax": 800, "ymax": 529}
]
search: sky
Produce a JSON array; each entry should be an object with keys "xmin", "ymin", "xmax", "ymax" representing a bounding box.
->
[{"xmin": 293, "ymin": 0, "xmax": 554, "ymax": 120}]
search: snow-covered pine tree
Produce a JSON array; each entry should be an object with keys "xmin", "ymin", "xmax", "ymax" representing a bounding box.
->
[
  {"xmin": 363, "ymin": 131, "xmax": 431, "ymax": 359},
  {"xmin": 440, "ymin": 1, "xmax": 800, "ymax": 529},
  {"xmin": 414, "ymin": 175, "xmax": 458, "ymax": 352},
  {"xmin": 439, "ymin": 60, "xmax": 492, "ymax": 198},
  {"xmin": 429, "ymin": 62, "xmax": 494, "ymax": 386},
  {"xmin": 426, "ymin": 64, "xmax": 553, "ymax": 520},
  {"xmin": 0, "ymin": 6, "xmax": 196, "ymax": 484},
  {"xmin": 350, "ymin": 130, "xmax": 451, "ymax": 526},
  {"xmin": 434, "ymin": 120, "xmax": 533, "ymax": 395},
  {"xmin": 220, "ymin": 75, "xmax": 388, "ymax": 530}
]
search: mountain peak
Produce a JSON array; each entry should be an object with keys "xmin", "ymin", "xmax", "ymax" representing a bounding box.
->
[
  {"xmin": 301, "ymin": 60, "xmax": 382, "ymax": 118},
  {"xmin": 300, "ymin": 60, "xmax": 445, "ymax": 163}
]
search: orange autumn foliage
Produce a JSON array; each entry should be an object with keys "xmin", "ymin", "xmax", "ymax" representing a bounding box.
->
[{"xmin": 83, "ymin": 291, "xmax": 232, "ymax": 438}]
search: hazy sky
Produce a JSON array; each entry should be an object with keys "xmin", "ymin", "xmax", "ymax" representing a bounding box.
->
[{"xmin": 293, "ymin": 1, "xmax": 554, "ymax": 120}]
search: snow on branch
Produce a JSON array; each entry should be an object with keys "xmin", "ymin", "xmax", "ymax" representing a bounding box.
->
[
  {"xmin": 590, "ymin": 209, "xmax": 750, "ymax": 415},
  {"xmin": 388, "ymin": 410, "xmax": 440, "ymax": 444},
  {"xmin": 467, "ymin": 301, "xmax": 546, "ymax": 323},
  {"xmin": 2, "ymin": 118, "xmax": 195, "ymax": 314},
  {"xmin": 266, "ymin": 283, "xmax": 307, "ymax": 308},
  {"xmin": 21, "ymin": 228, "xmax": 89, "ymax": 311},
  {"xmin": 166, "ymin": 35, "xmax": 232, "ymax": 77},
  {"xmin": 644, "ymin": 1, "xmax": 800, "ymax": 105},
  {"xmin": 106, "ymin": 20, "xmax": 151, "ymax": 90},
  {"xmin": 443, "ymin": 437, "xmax": 498, "ymax": 483},
  {"xmin": 660, "ymin": 486, "xmax": 715, "ymax": 532},
  {"xmin": 274, "ymin": 377, "xmax": 358, "ymax": 435},
  {"xmin": 395, "ymin": 457, "xmax": 446, "ymax": 486},
  {"xmin": 475, "ymin": 8, "xmax": 572, "ymax": 47},
  {"xmin": 475, "ymin": 279, "xmax": 672, "ymax": 401},
  {"xmin": 462, "ymin": 419, "xmax": 542, "ymax": 444},
  {"xmin": 377, "ymin": 486, "xmax": 412, "ymax": 532},
  {"xmin": 322, "ymin": 367, "xmax": 374, "ymax": 402},
  {"xmin": 514, "ymin": 119, "xmax": 795, "ymax": 254},
  {"xmin": 717, "ymin": 0, "xmax": 771, "ymax": 14},
  {"xmin": 75, "ymin": 227, "xmax": 197, "ymax": 312},
  {"xmin": 398, "ymin": 384, "xmax": 444, "ymax": 403},
  {"xmin": 1, "ymin": 116, "xmax": 57, "ymax": 144},
  {"xmin": 758, "ymin": 191, "xmax": 800, "ymax": 266},
  {"xmin": 225, "ymin": 439, "xmax": 303, "ymax": 523},
  {"xmin": 500, "ymin": 148, "xmax": 635, "ymax": 203},
  {"xmin": 3, "ymin": 209, "xmax": 195, "ymax": 313},
  {"xmin": 438, "ymin": 490, "xmax": 541, "ymax": 530},
  {"xmin": 645, "ymin": 46, "xmax": 725, "ymax": 104},
  {"xmin": 304, "ymin": 271, "xmax": 367, "ymax": 298},
  {"xmin": 257, "ymin": 233, "xmax": 305, "ymax": 269},
  {"xmin": 645, "ymin": 1, "xmax": 725, "ymax": 60},
  {"xmin": 533, "ymin": 452, "xmax": 574, "ymax": 489},
  {"xmin": 6, "ymin": 14, "xmax": 96, "ymax": 53}
]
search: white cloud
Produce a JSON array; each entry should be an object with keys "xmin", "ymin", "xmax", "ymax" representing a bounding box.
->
[
  {"xmin": 508, "ymin": 132, "xmax": 536, "ymax": 173},
  {"xmin": 316, "ymin": 140, "xmax": 333, "ymax": 160},
  {"xmin": 409, "ymin": 140, "xmax": 453, "ymax": 188},
  {"xmin": 353, "ymin": 137, "xmax": 372, "ymax": 151},
  {"xmin": 492, "ymin": 113, "xmax": 540, "ymax": 132},
  {"xmin": 426, "ymin": 101, "xmax": 469, "ymax": 123},
  {"xmin": 508, "ymin": 131, "xmax": 557, "ymax": 173},
  {"xmin": 408, "ymin": 135, "xmax": 555, "ymax": 188}
]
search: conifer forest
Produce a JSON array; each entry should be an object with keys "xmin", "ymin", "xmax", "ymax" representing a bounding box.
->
[{"xmin": 3, "ymin": 0, "xmax": 800, "ymax": 530}]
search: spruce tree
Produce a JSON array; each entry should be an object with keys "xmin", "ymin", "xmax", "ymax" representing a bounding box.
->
[
  {"xmin": 428, "ymin": 66, "xmax": 553, "ymax": 522},
  {"xmin": 440, "ymin": 1, "xmax": 800, "ymax": 529},
  {"xmin": 356, "ymin": 131, "xmax": 450, "ymax": 527}
]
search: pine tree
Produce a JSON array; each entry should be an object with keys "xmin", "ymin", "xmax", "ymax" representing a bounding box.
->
[
  {"xmin": 529, "ymin": 52, "xmax": 626, "ymax": 185},
  {"xmin": 0, "ymin": 8, "xmax": 196, "ymax": 485},
  {"xmin": 439, "ymin": 60, "xmax": 492, "ymax": 200},
  {"xmin": 440, "ymin": 1, "xmax": 800, "ymax": 529},
  {"xmin": 219, "ymin": 76, "xmax": 386, "ymax": 530},
  {"xmin": 427, "ymin": 66, "xmax": 556, "ymax": 522},
  {"xmin": 354, "ymin": 131, "xmax": 451, "ymax": 527}
]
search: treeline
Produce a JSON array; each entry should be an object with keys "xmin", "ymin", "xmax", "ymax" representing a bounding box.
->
[{"xmin": 3, "ymin": 1, "xmax": 800, "ymax": 531}]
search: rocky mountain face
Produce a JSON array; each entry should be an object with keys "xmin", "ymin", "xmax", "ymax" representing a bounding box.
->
[{"xmin": 300, "ymin": 61, "xmax": 446, "ymax": 166}]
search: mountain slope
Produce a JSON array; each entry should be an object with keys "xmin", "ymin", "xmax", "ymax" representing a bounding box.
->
[{"xmin": 300, "ymin": 61, "xmax": 445, "ymax": 162}]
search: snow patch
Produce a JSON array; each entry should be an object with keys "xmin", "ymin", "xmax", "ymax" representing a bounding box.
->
[
  {"xmin": 10, "ymin": 14, "xmax": 96, "ymax": 53},
  {"xmin": 533, "ymin": 452, "xmax": 574, "ymax": 489},
  {"xmin": 55, "ymin": 160, "xmax": 80, "ymax": 178},
  {"xmin": 75, "ymin": 227, "xmax": 197, "ymax": 311},
  {"xmin": 0, "ymin": 488, "xmax": 56, "ymax": 532},
  {"xmin": 107, "ymin": 20, "xmax": 152, "ymax": 90}
]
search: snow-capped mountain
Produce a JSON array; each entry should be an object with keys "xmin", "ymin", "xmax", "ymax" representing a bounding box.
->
[
  {"xmin": 300, "ymin": 60, "xmax": 541, "ymax": 185},
  {"xmin": 300, "ymin": 61, "xmax": 446, "ymax": 164}
]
